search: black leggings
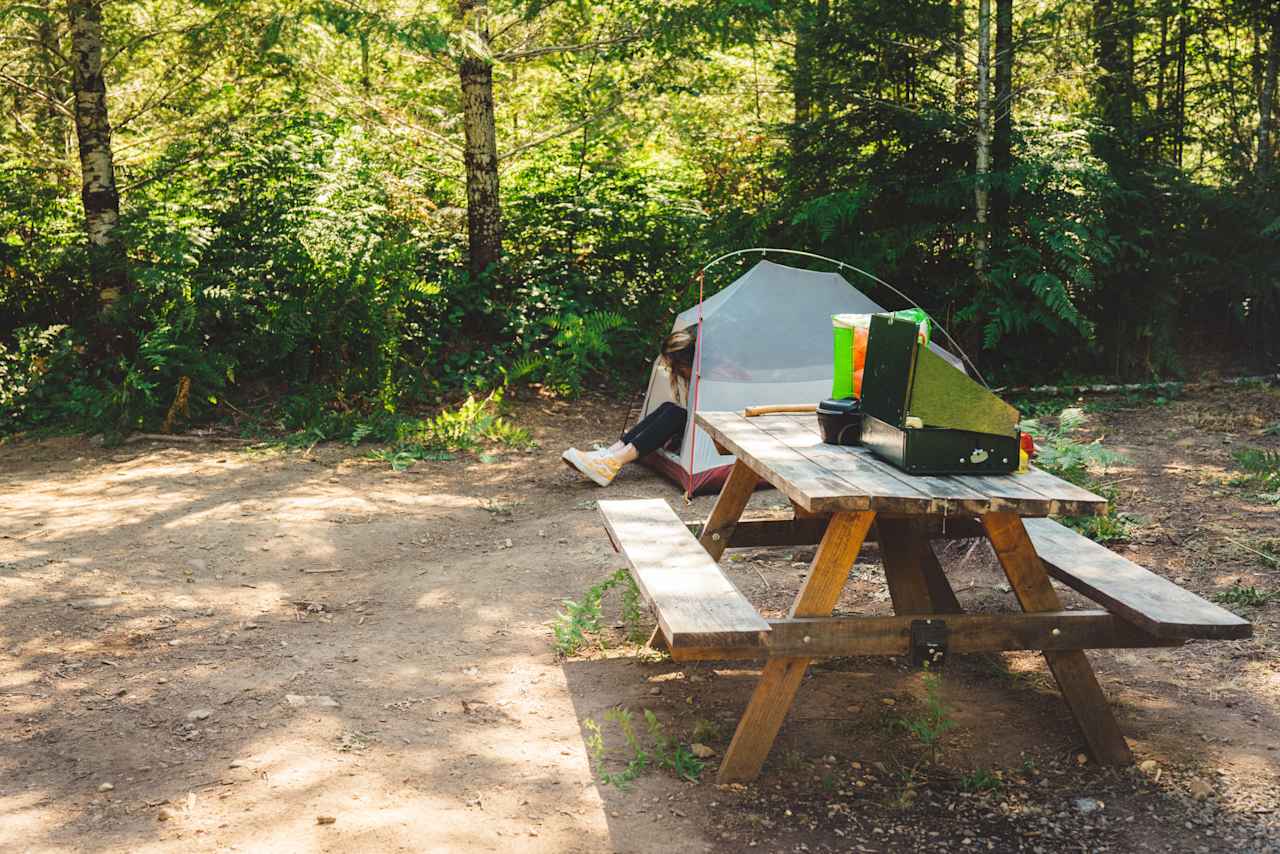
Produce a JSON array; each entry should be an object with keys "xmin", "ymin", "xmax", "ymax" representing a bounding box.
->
[{"xmin": 622, "ymin": 402, "xmax": 686, "ymax": 457}]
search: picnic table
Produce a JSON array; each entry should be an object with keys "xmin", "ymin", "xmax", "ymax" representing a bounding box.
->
[{"xmin": 597, "ymin": 411, "xmax": 1252, "ymax": 784}]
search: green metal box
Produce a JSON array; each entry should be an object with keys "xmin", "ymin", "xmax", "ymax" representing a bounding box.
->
[
  {"xmin": 861, "ymin": 414, "xmax": 1022, "ymax": 475},
  {"xmin": 860, "ymin": 313, "xmax": 1021, "ymax": 475}
]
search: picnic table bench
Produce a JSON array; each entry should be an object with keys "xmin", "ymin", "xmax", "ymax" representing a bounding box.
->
[{"xmin": 597, "ymin": 411, "xmax": 1251, "ymax": 783}]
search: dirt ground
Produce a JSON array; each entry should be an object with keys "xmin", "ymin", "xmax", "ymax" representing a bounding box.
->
[{"xmin": 1, "ymin": 384, "xmax": 1278, "ymax": 853}]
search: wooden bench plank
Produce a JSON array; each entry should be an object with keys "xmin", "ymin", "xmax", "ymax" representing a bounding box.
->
[
  {"xmin": 1024, "ymin": 518, "xmax": 1253, "ymax": 640},
  {"xmin": 598, "ymin": 499, "xmax": 770, "ymax": 649}
]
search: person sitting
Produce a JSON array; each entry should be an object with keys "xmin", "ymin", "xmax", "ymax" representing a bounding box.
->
[{"xmin": 562, "ymin": 326, "xmax": 696, "ymax": 486}]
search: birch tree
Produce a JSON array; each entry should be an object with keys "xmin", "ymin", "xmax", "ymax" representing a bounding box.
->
[
  {"xmin": 974, "ymin": 0, "xmax": 991, "ymax": 287},
  {"xmin": 67, "ymin": 0, "xmax": 127, "ymax": 331}
]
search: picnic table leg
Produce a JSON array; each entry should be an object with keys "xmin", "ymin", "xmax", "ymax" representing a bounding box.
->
[
  {"xmin": 982, "ymin": 512, "xmax": 1133, "ymax": 765},
  {"xmin": 876, "ymin": 517, "xmax": 963, "ymax": 615},
  {"xmin": 699, "ymin": 459, "xmax": 759, "ymax": 562},
  {"xmin": 718, "ymin": 510, "xmax": 876, "ymax": 783}
]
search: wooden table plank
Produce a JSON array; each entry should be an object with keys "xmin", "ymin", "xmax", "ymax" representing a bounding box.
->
[
  {"xmin": 780, "ymin": 414, "xmax": 999, "ymax": 514},
  {"xmin": 1016, "ymin": 467, "xmax": 1110, "ymax": 516},
  {"xmin": 747, "ymin": 415, "xmax": 941, "ymax": 514},
  {"xmin": 697, "ymin": 412, "xmax": 877, "ymax": 512},
  {"xmin": 665, "ymin": 611, "xmax": 1180, "ymax": 660},
  {"xmin": 717, "ymin": 511, "xmax": 877, "ymax": 783},
  {"xmin": 984, "ymin": 512, "xmax": 1133, "ymax": 765},
  {"xmin": 698, "ymin": 410, "xmax": 1106, "ymax": 518}
]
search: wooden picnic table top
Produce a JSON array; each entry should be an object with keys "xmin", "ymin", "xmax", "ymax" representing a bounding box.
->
[{"xmin": 696, "ymin": 411, "xmax": 1108, "ymax": 517}]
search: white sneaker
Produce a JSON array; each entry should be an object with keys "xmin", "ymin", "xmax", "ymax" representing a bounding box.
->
[{"xmin": 561, "ymin": 447, "xmax": 622, "ymax": 486}]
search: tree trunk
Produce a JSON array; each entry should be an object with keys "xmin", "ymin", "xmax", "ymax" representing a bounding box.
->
[
  {"xmin": 954, "ymin": 0, "xmax": 966, "ymax": 109},
  {"xmin": 1258, "ymin": 7, "xmax": 1279, "ymax": 177},
  {"xmin": 974, "ymin": 0, "xmax": 991, "ymax": 288},
  {"xmin": 992, "ymin": 0, "xmax": 1013, "ymax": 234},
  {"xmin": 1156, "ymin": 0, "xmax": 1168, "ymax": 158},
  {"xmin": 1173, "ymin": 0, "xmax": 1188, "ymax": 169},
  {"xmin": 793, "ymin": 2, "xmax": 813, "ymax": 133},
  {"xmin": 459, "ymin": 2, "xmax": 501, "ymax": 281},
  {"xmin": 792, "ymin": 0, "xmax": 828, "ymax": 157},
  {"xmin": 1093, "ymin": 0, "xmax": 1130, "ymax": 169},
  {"xmin": 68, "ymin": 0, "xmax": 127, "ymax": 316}
]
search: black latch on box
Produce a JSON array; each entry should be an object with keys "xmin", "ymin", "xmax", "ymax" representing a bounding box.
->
[{"xmin": 910, "ymin": 619, "xmax": 949, "ymax": 669}]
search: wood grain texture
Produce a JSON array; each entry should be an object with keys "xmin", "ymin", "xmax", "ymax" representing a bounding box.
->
[
  {"xmin": 983, "ymin": 512, "xmax": 1133, "ymax": 765},
  {"xmin": 699, "ymin": 459, "xmax": 759, "ymax": 562},
  {"xmin": 597, "ymin": 499, "xmax": 770, "ymax": 649},
  {"xmin": 695, "ymin": 411, "xmax": 1109, "ymax": 517},
  {"xmin": 666, "ymin": 611, "xmax": 1180, "ymax": 660},
  {"xmin": 751, "ymin": 416, "xmax": 943, "ymax": 514},
  {"xmin": 1024, "ymin": 518, "xmax": 1252, "ymax": 640},
  {"xmin": 696, "ymin": 411, "xmax": 870, "ymax": 512},
  {"xmin": 717, "ymin": 510, "xmax": 876, "ymax": 783},
  {"xmin": 877, "ymin": 517, "xmax": 963, "ymax": 614},
  {"xmin": 685, "ymin": 513, "xmax": 985, "ymax": 549}
]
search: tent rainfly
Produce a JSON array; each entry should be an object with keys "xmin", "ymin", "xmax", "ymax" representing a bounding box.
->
[{"xmin": 637, "ymin": 259, "xmax": 962, "ymax": 495}]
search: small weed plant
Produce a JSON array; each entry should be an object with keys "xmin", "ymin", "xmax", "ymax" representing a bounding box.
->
[
  {"xmin": 584, "ymin": 707, "xmax": 704, "ymax": 788},
  {"xmin": 551, "ymin": 568, "xmax": 646, "ymax": 656},
  {"xmin": 1212, "ymin": 585, "xmax": 1277, "ymax": 608},
  {"xmin": 896, "ymin": 667, "xmax": 955, "ymax": 765},
  {"xmin": 959, "ymin": 768, "xmax": 1004, "ymax": 793}
]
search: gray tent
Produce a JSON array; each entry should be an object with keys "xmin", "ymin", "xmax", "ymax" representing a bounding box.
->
[{"xmin": 637, "ymin": 259, "xmax": 960, "ymax": 494}]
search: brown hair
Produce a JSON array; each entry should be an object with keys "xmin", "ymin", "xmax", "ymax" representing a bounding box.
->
[{"xmin": 659, "ymin": 325, "xmax": 697, "ymax": 402}]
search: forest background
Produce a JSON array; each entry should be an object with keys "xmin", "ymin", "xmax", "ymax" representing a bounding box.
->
[{"xmin": 1, "ymin": 0, "xmax": 1278, "ymax": 439}]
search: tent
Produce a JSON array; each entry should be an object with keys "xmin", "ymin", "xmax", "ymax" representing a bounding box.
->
[{"xmin": 637, "ymin": 259, "xmax": 961, "ymax": 494}]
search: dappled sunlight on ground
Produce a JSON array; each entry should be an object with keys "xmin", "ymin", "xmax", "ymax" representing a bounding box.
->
[{"xmin": 1, "ymin": 387, "xmax": 1277, "ymax": 852}]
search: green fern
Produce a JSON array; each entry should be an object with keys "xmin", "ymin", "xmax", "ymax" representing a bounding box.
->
[{"xmin": 513, "ymin": 310, "xmax": 626, "ymax": 396}]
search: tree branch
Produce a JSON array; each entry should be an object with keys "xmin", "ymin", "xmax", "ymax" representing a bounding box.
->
[
  {"xmin": 498, "ymin": 97, "xmax": 621, "ymax": 163},
  {"xmin": 0, "ymin": 72, "xmax": 74, "ymax": 119},
  {"xmin": 495, "ymin": 33, "xmax": 638, "ymax": 63}
]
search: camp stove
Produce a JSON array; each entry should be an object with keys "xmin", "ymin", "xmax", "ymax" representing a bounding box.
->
[{"xmin": 859, "ymin": 313, "xmax": 1021, "ymax": 476}]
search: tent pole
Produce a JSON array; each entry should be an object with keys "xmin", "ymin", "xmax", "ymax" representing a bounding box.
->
[{"xmin": 695, "ymin": 247, "xmax": 989, "ymax": 389}]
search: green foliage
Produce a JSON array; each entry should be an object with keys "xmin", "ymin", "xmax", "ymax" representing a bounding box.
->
[
  {"xmin": 1021, "ymin": 408, "xmax": 1124, "ymax": 482},
  {"xmin": 1229, "ymin": 448, "xmax": 1280, "ymax": 493},
  {"xmin": 3, "ymin": 0, "xmax": 1279, "ymax": 436},
  {"xmin": 583, "ymin": 707, "xmax": 704, "ymax": 789},
  {"xmin": 551, "ymin": 568, "xmax": 647, "ymax": 656},
  {"xmin": 364, "ymin": 391, "xmax": 533, "ymax": 471},
  {"xmin": 1020, "ymin": 407, "xmax": 1135, "ymax": 542},
  {"xmin": 1212, "ymin": 585, "xmax": 1277, "ymax": 608},
  {"xmin": 959, "ymin": 768, "xmax": 1004, "ymax": 794},
  {"xmin": 512, "ymin": 310, "xmax": 626, "ymax": 395},
  {"xmin": 895, "ymin": 669, "xmax": 955, "ymax": 765}
]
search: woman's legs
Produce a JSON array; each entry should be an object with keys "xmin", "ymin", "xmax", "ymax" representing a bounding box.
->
[
  {"xmin": 563, "ymin": 402, "xmax": 687, "ymax": 486},
  {"xmin": 620, "ymin": 402, "xmax": 687, "ymax": 457}
]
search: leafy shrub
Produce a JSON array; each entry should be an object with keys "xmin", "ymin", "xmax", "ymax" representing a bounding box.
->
[
  {"xmin": 366, "ymin": 390, "xmax": 534, "ymax": 471},
  {"xmin": 511, "ymin": 310, "xmax": 626, "ymax": 395},
  {"xmin": 1022, "ymin": 407, "xmax": 1132, "ymax": 542}
]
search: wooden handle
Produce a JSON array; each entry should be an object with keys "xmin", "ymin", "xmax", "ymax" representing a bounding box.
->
[{"xmin": 743, "ymin": 404, "xmax": 818, "ymax": 418}]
